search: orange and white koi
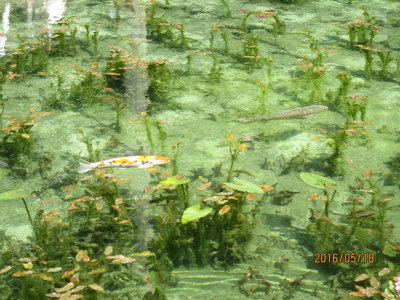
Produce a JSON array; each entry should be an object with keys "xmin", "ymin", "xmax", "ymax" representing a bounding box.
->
[{"xmin": 77, "ymin": 155, "xmax": 170, "ymax": 173}]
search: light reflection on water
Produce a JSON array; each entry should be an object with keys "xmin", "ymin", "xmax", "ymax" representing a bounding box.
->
[{"xmin": 0, "ymin": 0, "xmax": 398, "ymax": 299}]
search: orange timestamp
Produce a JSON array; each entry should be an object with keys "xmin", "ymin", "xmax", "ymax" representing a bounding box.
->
[{"xmin": 314, "ymin": 252, "xmax": 375, "ymax": 264}]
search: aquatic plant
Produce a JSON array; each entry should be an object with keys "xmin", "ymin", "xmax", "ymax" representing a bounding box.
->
[
  {"xmin": 301, "ymin": 173, "xmax": 337, "ymax": 216},
  {"xmin": 103, "ymin": 89, "xmax": 127, "ymax": 133},
  {"xmin": 154, "ymin": 120, "xmax": 168, "ymax": 156},
  {"xmin": 173, "ymin": 22, "xmax": 189, "ymax": 50},
  {"xmin": 254, "ymin": 10, "xmax": 286, "ymax": 45},
  {"xmin": 225, "ymin": 133, "xmax": 247, "ymax": 181},
  {"xmin": 302, "ymin": 162, "xmax": 397, "ymax": 282},
  {"xmin": 256, "ymin": 80, "xmax": 269, "ymax": 115},
  {"xmin": 356, "ymin": 45, "xmax": 396, "ymax": 80},
  {"xmin": 210, "ymin": 25, "xmax": 230, "ymax": 55},
  {"xmin": 170, "ymin": 141, "xmax": 182, "ymax": 174},
  {"xmin": 207, "ymin": 53, "xmax": 223, "ymax": 83},
  {"xmin": 236, "ymin": 9, "xmax": 253, "ymax": 32},
  {"xmin": 1, "ymin": 108, "xmax": 51, "ymax": 167},
  {"xmin": 343, "ymin": 94, "xmax": 368, "ymax": 123},
  {"xmin": 236, "ymin": 267, "xmax": 271, "ymax": 297},
  {"xmin": 376, "ymin": 49, "xmax": 395, "ymax": 80},
  {"xmin": 336, "ymin": 7, "xmax": 378, "ymax": 49},
  {"xmin": 128, "ymin": 112, "xmax": 169, "ymax": 155},
  {"xmin": 273, "ymin": 0, "xmax": 305, "ymax": 3},
  {"xmin": 0, "ymin": 179, "xmax": 167, "ymax": 299},
  {"xmin": 356, "ymin": 45, "xmax": 375, "ymax": 79},
  {"xmin": 220, "ymin": 27, "xmax": 231, "ymax": 55},
  {"xmin": 77, "ymin": 129, "xmax": 101, "ymax": 162},
  {"xmin": 297, "ymin": 56, "xmax": 330, "ymax": 104},
  {"xmin": 384, "ymin": 153, "xmax": 400, "ymax": 186},
  {"xmin": 184, "ymin": 50, "xmax": 199, "ymax": 74},
  {"xmin": 104, "ymin": 46, "xmax": 128, "ymax": 93},
  {"xmin": 232, "ymin": 30, "xmax": 263, "ymax": 71},
  {"xmin": 327, "ymin": 70, "xmax": 353, "ymax": 110},
  {"xmin": 292, "ymin": 29, "xmax": 336, "ymax": 103},
  {"xmin": 45, "ymin": 18, "xmax": 80, "ymax": 57},
  {"xmin": 0, "ymin": 100, "xmax": 3, "ymax": 128},
  {"xmin": 277, "ymin": 145, "xmax": 308, "ymax": 175},
  {"xmin": 146, "ymin": 59, "xmax": 174, "ymax": 109},
  {"xmin": 313, "ymin": 121, "xmax": 372, "ymax": 175},
  {"xmin": 10, "ymin": 38, "xmax": 50, "ymax": 75},
  {"xmin": 67, "ymin": 62, "xmax": 105, "ymax": 109},
  {"xmin": 42, "ymin": 65, "xmax": 69, "ymax": 110},
  {"xmin": 148, "ymin": 173, "xmax": 268, "ymax": 269},
  {"xmin": 264, "ymin": 57, "xmax": 274, "ymax": 85},
  {"xmin": 350, "ymin": 268, "xmax": 400, "ymax": 298},
  {"xmin": 220, "ymin": 0, "xmax": 232, "ymax": 17}
]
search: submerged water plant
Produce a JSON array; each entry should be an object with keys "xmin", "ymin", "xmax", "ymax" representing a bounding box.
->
[
  {"xmin": 336, "ymin": 7, "xmax": 378, "ymax": 50},
  {"xmin": 148, "ymin": 172, "xmax": 268, "ymax": 269},
  {"xmin": 225, "ymin": 133, "xmax": 247, "ymax": 181},
  {"xmin": 146, "ymin": 59, "xmax": 174, "ymax": 109},
  {"xmin": 102, "ymin": 89, "xmax": 127, "ymax": 133},
  {"xmin": 1, "ymin": 108, "xmax": 51, "ymax": 167}
]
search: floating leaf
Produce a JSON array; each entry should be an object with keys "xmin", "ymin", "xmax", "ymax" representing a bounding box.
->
[
  {"xmin": 160, "ymin": 175, "xmax": 191, "ymax": 186},
  {"xmin": 0, "ymin": 189, "xmax": 30, "ymax": 200},
  {"xmin": 88, "ymin": 283, "xmax": 105, "ymax": 292},
  {"xmin": 224, "ymin": 177, "xmax": 264, "ymax": 194},
  {"xmin": 181, "ymin": 204, "xmax": 212, "ymax": 224},
  {"xmin": 300, "ymin": 173, "xmax": 337, "ymax": 189}
]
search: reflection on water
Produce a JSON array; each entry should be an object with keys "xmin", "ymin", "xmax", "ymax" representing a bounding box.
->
[
  {"xmin": 44, "ymin": 0, "xmax": 66, "ymax": 24},
  {"xmin": 0, "ymin": 3, "xmax": 10, "ymax": 57},
  {"xmin": 0, "ymin": 0, "xmax": 399, "ymax": 299}
]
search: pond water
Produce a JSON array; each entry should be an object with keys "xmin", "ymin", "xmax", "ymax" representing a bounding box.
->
[{"xmin": 0, "ymin": 0, "xmax": 399, "ymax": 299}]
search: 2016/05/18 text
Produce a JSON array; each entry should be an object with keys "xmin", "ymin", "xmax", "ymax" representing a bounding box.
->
[{"xmin": 314, "ymin": 252, "xmax": 375, "ymax": 264}]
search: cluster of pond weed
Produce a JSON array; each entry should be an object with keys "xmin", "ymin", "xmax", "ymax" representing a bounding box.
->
[
  {"xmin": 0, "ymin": 1, "xmax": 399, "ymax": 299},
  {"xmin": 0, "ymin": 132, "xmax": 270, "ymax": 299},
  {"xmin": 0, "ymin": 173, "xmax": 162, "ymax": 299}
]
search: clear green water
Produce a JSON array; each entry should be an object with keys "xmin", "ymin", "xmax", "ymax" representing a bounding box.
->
[{"xmin": 0, "ymin": 0, "xmax": 399, "ymax": 299}]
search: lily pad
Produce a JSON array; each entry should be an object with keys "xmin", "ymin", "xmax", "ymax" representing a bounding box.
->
[
  {"xmin": 224, "ymin": 177, "xmax": 264, "ymax": 194},
  {"xmin": 160, "ymin": 175, "xmax": 191, "ymax": 186},
  {"xmin": 181, "ymin": 204, "xmax": 212, "ymax": 224},
  {"xmin": 0, "ymin": 189, "xmax": 29, "ymax": 200},
  {"xmin": 300, "ymin": 173, "xmax": 337, "ymax": 189}
]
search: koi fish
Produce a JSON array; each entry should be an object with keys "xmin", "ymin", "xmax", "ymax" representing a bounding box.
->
[
  {"xmin": 238, "ymin": 105, "xmax": 328, "ymax": 123},
  {"xmin": 77, "ymin": 155, "xmax": 170, "ymax": 173}
]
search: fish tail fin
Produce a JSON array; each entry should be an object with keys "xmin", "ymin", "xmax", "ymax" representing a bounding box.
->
[{"xmin": 78, "ymin": 160, "xmax": 94, "ymax": 173}]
